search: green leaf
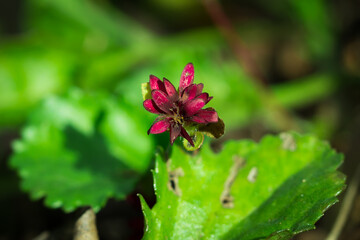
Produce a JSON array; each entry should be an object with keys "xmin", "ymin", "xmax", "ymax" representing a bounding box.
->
[
  {"xmin": 10, "ymin": 89, "xmax": 155, "ymax": 212},
  {"xmin": 140, "ymin": 132, "xmax": 345, "ymax": 239}
]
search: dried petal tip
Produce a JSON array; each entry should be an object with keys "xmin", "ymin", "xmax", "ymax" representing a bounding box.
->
[{"xmin": 170, "ymin": 124, "xmax": 181, "ymax": 145}]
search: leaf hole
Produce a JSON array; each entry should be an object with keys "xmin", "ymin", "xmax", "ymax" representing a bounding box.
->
[
  {"xmin": 169, "ymin": 178, "xmax": 176, "ymax": 190},
  {"xmin": 221, "ymin": 194, "xmax": 234, "ymax": 208},
  {"xmin": 167, "ymin": 160, "xmax": 184, "ymax": 197}
]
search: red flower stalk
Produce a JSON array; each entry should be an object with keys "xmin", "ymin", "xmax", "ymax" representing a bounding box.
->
[{"xmin": 143, "ymin": 63, "xmax": 218, "ymax": 146}]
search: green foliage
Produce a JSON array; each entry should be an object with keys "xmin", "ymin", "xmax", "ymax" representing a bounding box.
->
[
  {"xmin": 0, "ymin": 45, "xmax": 75, "ymax": 126},
  {"xmin": 0, "ymin": 0, "xmax": 339, "ymax": 132},
  {"xmin": 27, "ymin": 0, "xmax": 153, "ymax": 48},
  {"xmin": 140, "ymin": 132, "xmax": 345, "ymax": 239},
  {"xmin": 10, "ymin": 89, "xmax": 155, "ymax": 212},
  {"xmin": 288, "ymin": 0, "xmax": 334, "ymax": 61},
  {"xmin": 272, "ymin": 73, "xmax": 338, "ymax": 109},
  {"xmin": 0, "ymin": 0, "xmax": 351, "ymax": 238}
]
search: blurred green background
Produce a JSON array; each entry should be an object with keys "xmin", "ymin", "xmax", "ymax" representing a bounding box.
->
[{"xmin": 0, "ymin": 0, "xmax": 360, "ymax": 239}]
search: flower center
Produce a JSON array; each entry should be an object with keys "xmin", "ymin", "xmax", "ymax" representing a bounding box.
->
[
  {"xmin": 173, "ymin": 114, "xmax": 184, "ymax": 124},
  {"xmin": 170, "ymin": 105, "xmax": 184, "ymax": 125}
]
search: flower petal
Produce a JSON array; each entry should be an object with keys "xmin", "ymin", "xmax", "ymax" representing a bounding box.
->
[
  {"xmin": 179, "ymin": 63, "xmax": 194, "ymax": 92},
  {"xmin": 143, "ymin": 99, "xmax": 163, "ymax": 114},
  {"xmin": 170, "ymin": 123, "xmax": 181, "ymax": 145},
  {"xmin": 148, "ymin": 118, "xmax": 170, "ymax": 134},
  {"xmin": 151, "ymin": 90, "xmax": 172, "ymax": 113},
  {"xmin": 196, "ymin": 83, "xmax": 204, "ymax": 96},
  {"xmin": 163, "ymin": 78, "xmax": 178, "ymax": 100},
  {"xmin": 191, "ymin": 109, "xmax": 218, "ymax": 123},
  {"xmin": 196, "ymin": 93, "xmax": 213, "ymax": 104},
  {"xmin": 181, "ymin": 84, "xmax": 197, "ymax": 102},
  {"xmin": 183, "ymin": 98, "xmax": 205, "ymax": 116},
  {"xmin": 150, "ymin": 75, "xmax": 166, "ymax": 92},
  {"xmin": 180, "ymin": 126, "xmax": 194, "ymax": 146}
]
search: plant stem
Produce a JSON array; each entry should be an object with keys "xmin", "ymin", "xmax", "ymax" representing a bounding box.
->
[{"xmin": 326, "ymin": 163, "xmax": 360, "ymax": 240}]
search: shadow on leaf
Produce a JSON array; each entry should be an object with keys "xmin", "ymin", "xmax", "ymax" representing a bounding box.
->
[{"xmin": 64, "ymin": 124, "xmax": 138, "ymax": 193}]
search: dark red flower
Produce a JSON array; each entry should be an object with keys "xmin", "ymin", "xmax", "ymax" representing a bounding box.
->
[{"xmin": 143, "ymin": 63, "xmax": 218, "ymax": 146}]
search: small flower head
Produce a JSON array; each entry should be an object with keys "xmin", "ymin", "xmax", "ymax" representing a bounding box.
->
[{"xmin": 143, "ymin": 63, "xmax": 219, "ymax": 147}]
